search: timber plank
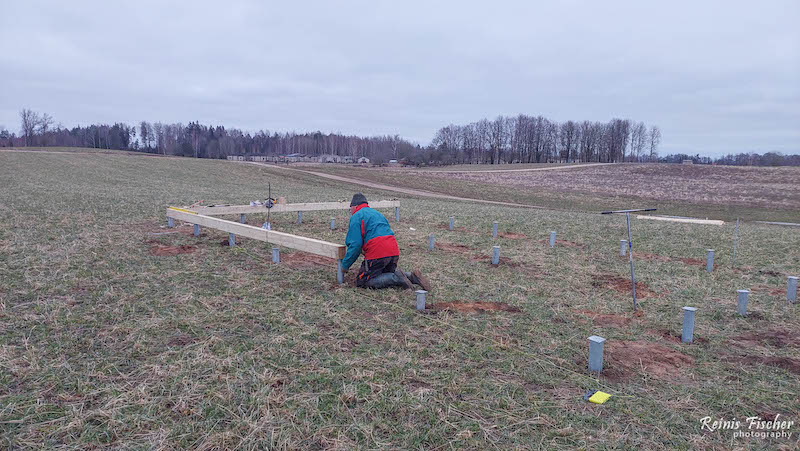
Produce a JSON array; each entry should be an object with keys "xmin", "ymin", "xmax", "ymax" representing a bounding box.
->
[
  {"xmin": 192, "ymin": 200, "xmax": 399, "ymax": 216},
  {"xmin": 167, "ymin": 208, "xmax": 346, "ymax": 259}
]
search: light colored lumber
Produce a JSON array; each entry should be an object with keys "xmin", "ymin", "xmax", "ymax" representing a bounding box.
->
[
  {"xmin": 167, "ymin": 208, "xmax": 346, "ymax": 259},
  {"xmin": 192, "ymin": 200, "xmax": 400, "ymax": 216},
  {"xmin": 636, "ymin": 215, "xmax": 724, "ymax": 225},
  {"xmin": 754, "ymin": 221, "xmax": 800, "ymax": 227}
]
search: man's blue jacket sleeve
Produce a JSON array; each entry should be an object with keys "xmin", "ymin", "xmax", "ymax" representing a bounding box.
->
[{"xmin": 342, "ymin": 215, "xmax": 363, "ymax": 270}]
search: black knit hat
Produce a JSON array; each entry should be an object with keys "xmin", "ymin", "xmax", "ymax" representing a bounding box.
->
[{"xmin": 350, "ymin": 193, "xmax": 368, "ymax": 207}]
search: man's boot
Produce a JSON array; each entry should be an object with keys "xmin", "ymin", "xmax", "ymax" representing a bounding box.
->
[
  {"xmin": 364, "ymin": 270, "xmax": 413, "ymax": 289},
  {"xmin": 405, "ymin": 269, "xmax": 431, "ymax": 291}
]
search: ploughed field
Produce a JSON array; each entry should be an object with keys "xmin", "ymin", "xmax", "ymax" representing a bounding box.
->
[
  {"xmin": 1, "ymin": 150, "xmax": 798, "ymax": 449},
  {"xmin": 309, "ymin": 163, "xmax": 800, "ymax": 222}
]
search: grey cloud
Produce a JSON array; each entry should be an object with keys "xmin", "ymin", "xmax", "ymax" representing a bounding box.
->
[{"xmin": 1, "ymin": 0, "xmax": 797, "ymax": 156}]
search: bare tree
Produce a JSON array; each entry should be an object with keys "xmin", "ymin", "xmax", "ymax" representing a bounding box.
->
[
  {"xmin": 19, "ymin": 108, "xmax": 40, "ymax": 146},
  {"xmin": 630, "ymin": 121, "xmax": 647, "ymax": 162},
  {"xmin": 559, "ymin": 121, "xmax": 578, "ymax": 162},
  {"xmin": 649, "ymin": 126, "xmax": 661, "ymax": 161},
  {"xmin": 153, "ymin": 122, "xmax": 164, "ymax": 154},
  {"xmin": 37, "ymin": 113, "xmax": 54, "ymax": 146},
  {"xmin": 488, "ymin": 116, "xmax": 507, "ymax": 164},
  {"xmin": 139, "ymin": 121, "xmax": 153, "ymax": 149}
]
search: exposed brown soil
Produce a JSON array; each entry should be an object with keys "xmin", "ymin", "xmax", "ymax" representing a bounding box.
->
[
  {"xmin": 752, "ymin": 284, "xmax": 787, "ymax": 296},
  {"xmin": 168, "ymin": 334, "xmax": 196, "ymax": 347},
  {"xmin": 605, "ymin": 340, "xmax": 694, "ymax": 380},
  {"xmin": 591, "ymin": 274, "xmax": 656, "ymax": 298},
  {"xmin": 420, "ymin": 163, "xmax": 800, "ymax": 210},
  {"xmin": 437, "ymin": 224, "xmax": 470, "ymax": 233},
  {"xmin": 730, "ymin": 356, "xmax": 800, "ymax": 375},
  {"xmin": 499, "ymin": 232, "xmax": 528, "ymax": 239},
  {"xmin": 732, "ymin": 328, "xmax": 800, "ymax": 349},
  {"xmin": 757, "ymin": 269, "xmax": 783, "ymax": 277},
  {"xmin": 631, "ymin": 252, "xmax": 672, "ymax": 262},
  {"xmin": 678, "ymin": 257, "xmax": 709, "ymax": 268},
  {"xmin": 648, "ymin": 328, "xmax": 708, "ymax": 344},
  {"xmin": 281, "ymin": 252, "xmax": 337, "ymax": 269},
  {"xmin": 149, "ymin": 244, "xmax": 196, "ymax": 256},
  {"xmin": 432, "ymin": 301, "xmax": 521, "ymax": 313},
  {"xmin": 404, "ymin": 378, "xmax": 433, "ymax": 392},
  {"xmin": 539, "ymin": 239, "xmax": 585, "ymax": 248},
  {"xmin": 572, "ymin": 309, "xmax": 640, "ymax": 327},
  {"xmin": 436, "ymin": 242, "xmax": 473, "ymax": 254}
]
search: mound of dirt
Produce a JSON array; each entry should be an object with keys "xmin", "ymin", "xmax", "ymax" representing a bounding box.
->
[
  {"xmin": 591, "ymin": 274, "xmax": 656, "ymax": 298},
  {"xmin": 168, "ymin": 334, "xmax": 196, "ymax": 347},
  {"xmin": 732, "ymin": 328, "xmax": 800, "ymax": 349},
  {"xmin": 499, "ymin": 232, "xmax": 528, "ymax": 239},
  {"xmin": 678, "ymin": 257, "xmax": 711, "ymax": 268},
  {"xmin": 281, "ymin": 252, "xmax": 337, "ymax": 269},
  {"xmin": 647, "ymin": 328, "xmax": 708, "ymax": 344},
  {"xmin": 731, "ymin": 356, "xmax": 800, "ymax": 375},
  {"xmin": 436, "ymin": 242, "xmax": 473, "ymax": 253},
  {"xmin": 752, "ymin": 284, "xmax": 786, "ymax": 297},
  {"xmin": 432, "ymin": 301, "xmax": 521, "ymax": 313},
  {"xmin": 149, "ymin": 244, "xmax": 196, "ymax": 256},
  {"xmin": 540, "ymin": 239, "xmax": 585, "ymax": 248},
  {"xmin": 631, "ymin": 252, "xmax": 671, "ymax": 262},
  {"xmin": 605, "ymin": 340, "xmax": 694, "ymax": 380},
  {"xmin": 758, "ymin": 269, "xmax": 783, "ymax": 277},
  {"xmin": 572, "ymin": 309, "xmax": 640, "ymax": 327},
  {"xmin": 438, "ymin": 224, "xmax": 470, "ymax": 233}
]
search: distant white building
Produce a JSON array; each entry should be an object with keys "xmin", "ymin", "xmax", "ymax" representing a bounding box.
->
[
  {"xmin": 249, "ymin": 155, "xmax": 268, "ymax": 162},
  {"xmin": 226, "ymin": 155, "xmax": 245, "ymax": 161},
  {"xmin": 319, "ymin": 154, "xmax": 342, "ymax": 163},
  {"xmin": 682, "ymin": 159, "xmax": 693, "ymax": 165},
  {"xmin": 357, "ymin": 157, "xmax": 370, "ymax": 164},
  {"xmin": 285, "ymin": 153, "xmax": 313, "ymax": 162}
]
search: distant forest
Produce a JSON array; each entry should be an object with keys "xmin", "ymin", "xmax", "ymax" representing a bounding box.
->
[{"xmin": 2, "ymin": 108, "xmax": 798, "ymax": 166}]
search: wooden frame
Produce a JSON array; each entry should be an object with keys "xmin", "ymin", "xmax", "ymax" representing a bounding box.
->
[
  {"xmin": 191, "ymin": 200, "xmax": 400, "ymax": 216},
  {"xmin": 167, "ymin": 207, "xmax": 346, "ymax": 259},
  {"xmin": 167, "ymin": 200, "xmax": 402, "ymax": 284}
]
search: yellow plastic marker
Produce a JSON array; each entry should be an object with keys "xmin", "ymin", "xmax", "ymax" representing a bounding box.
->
[
  {"xmin": 168, "ymin": 207, "xmax": 198, "ymax": 215},
  {"xmin": 588, "ymin": 391, "xmax": 611, "ymax": 404}
]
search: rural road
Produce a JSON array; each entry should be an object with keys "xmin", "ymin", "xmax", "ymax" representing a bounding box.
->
[
  {"xmin": 415, "ymin": 162, "xmax": 613, "ymax": 173},
  {"xmin": 249, "ymin": 162, "xmax": 550, "ymax": 209}
]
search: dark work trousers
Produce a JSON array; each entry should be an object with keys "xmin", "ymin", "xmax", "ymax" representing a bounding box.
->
[{"xmin": 356, "ymin": 255, "xmax": 399, "ymax": 288}]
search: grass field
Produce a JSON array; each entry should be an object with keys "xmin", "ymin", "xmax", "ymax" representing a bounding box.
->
[
  {"xmin": 306, "ymin": 163, "xmax": 800, "ymax": 222},
  {"xmin": 1, "ymin": 151, "xmax": 799, "ymax": 449}
]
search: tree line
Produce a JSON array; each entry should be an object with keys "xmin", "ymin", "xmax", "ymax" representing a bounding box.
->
[
  {"xmin": 660, "ymin": 152, "xmax": 800, "ymax": 167},
  {"xmin": 2, "ymin": 108, "xmax": 797, "ymax": 166},
  {"xmin": 430, "ymin": 115, "xmax": 661, "ymax": 164},
  {"xmin": 4, "ymin": 109, "xmax": 420, "ymax": 164}
]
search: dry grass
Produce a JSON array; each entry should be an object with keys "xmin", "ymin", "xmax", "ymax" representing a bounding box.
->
[{"xmin": 1, "ymin": 151, "xmax": 799, "ymax": 449}]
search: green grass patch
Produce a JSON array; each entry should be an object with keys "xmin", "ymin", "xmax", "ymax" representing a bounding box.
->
[{"xmin": 1, "ymin": 152, "xmax": 798, "ymax": 448}]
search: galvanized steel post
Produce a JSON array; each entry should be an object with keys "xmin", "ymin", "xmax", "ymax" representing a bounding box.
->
[{"xmin": 588, "ymin": 336, "xmax": 606, "ymax": 372}]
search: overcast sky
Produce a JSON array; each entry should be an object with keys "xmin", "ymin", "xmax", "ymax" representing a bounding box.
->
[{"xmin": 1, "ymin": 1, "xmax": 798, "ymax": 156}]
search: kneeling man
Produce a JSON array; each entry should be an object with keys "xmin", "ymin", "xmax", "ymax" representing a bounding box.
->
[{"xmin": 342, "ymin": 193, "xmax": 430, "ymax": 290}]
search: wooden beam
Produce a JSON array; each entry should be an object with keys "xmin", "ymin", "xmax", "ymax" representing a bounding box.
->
[
  {"xmin": 636, "ymin": 215, "xmax": 724, "ymax": 226},
  {"xmin": 754, "ymin": 221, "xmax": 800, "ymax": 227},
  {"xmin": 192, "ymin": 200, "xmax": 400, "ymax": 216},
  {"xmin": 167, "ymin": 208, "xmax": 346, "ymax": 259}
]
